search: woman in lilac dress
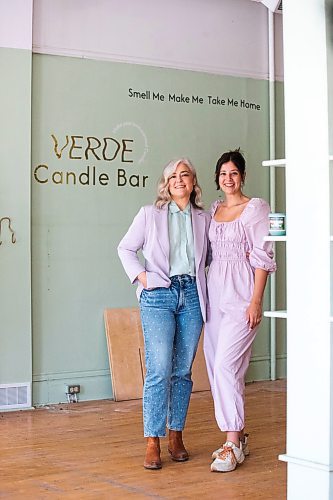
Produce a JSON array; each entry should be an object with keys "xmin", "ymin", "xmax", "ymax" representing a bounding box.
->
[{"xmin": 204, "ymin": 149, "xmax": 276, "ymax": 473}]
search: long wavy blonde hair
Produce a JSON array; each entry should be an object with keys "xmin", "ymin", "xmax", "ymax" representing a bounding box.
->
[{"xmin": 154, "ymin": 158, "xmax": 203, "ymax": 209}]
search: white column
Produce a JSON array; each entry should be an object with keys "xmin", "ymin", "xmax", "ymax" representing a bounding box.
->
[
  {"xmin": 0, "ymin": 0, "xmax": 33, "ymax": 49},
  {"xmin": 281, "ymin": 1, "xmax": 333, "ymax": 498}
]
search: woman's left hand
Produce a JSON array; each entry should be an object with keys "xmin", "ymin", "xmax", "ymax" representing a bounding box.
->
[{"xmin": 246, "ymin": 301, "xmax": 262, "ymax": 330}]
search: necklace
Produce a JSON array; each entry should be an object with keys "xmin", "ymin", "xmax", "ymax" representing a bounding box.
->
[{"xmin": 221, "ymin": 199, "xmax": 249, "ymax": 208}]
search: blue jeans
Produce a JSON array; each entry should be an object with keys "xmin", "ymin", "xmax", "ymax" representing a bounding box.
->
[{"xmin": 140, "ymin": 275, "xmax": 203, "ymax": 437}]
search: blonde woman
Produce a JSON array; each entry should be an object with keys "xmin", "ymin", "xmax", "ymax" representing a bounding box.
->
[{"xmin": 118, "ymin": 158, "xmax": 210, "ymax": 470}]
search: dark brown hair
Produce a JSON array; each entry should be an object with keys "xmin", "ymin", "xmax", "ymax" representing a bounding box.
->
[{"xmin": 214, "ymin": 148, "xmax": 246, "ymax": 190}]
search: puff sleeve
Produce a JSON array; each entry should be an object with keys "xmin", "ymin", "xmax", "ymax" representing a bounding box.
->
[
  {"xmin": 210, "ymin": 200, "xmax": 220, "ymax": 217},
  {"xmin": 243, "ymin": 198, "xmax": 277, "ymax": 274},
  {"xmin": 205, "ymin": 201, "xmax": 221, "ymax": 267}
]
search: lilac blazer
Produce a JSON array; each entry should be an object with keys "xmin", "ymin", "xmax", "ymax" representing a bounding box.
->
[{"xmin": 118, "ymin": 203, "xmax": 210, "ymax": 322}]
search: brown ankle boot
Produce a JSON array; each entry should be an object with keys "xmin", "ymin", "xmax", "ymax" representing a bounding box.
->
[
  {"xmin": 168, "ymin": 430, "xmax": 189, "ymax": 462},
  {"xmin": 144, "ymin": 437, "xmax": 162, "ymax": 470}
]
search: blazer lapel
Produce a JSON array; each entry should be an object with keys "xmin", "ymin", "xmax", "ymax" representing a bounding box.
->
[
  {"xmin": 192, "ymin": 208, "xmax": 205, "ymax": 271},
  {"xmin": 153, "ymin": 205, "xmax": 170, "ymax": 262}
]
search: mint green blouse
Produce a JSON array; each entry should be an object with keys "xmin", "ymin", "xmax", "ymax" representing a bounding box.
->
[{"xmin": 168, "ymin": 201, "xmax": 196, "ymax": 277}]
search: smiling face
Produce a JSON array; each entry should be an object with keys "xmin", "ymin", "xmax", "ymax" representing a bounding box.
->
[
  {"xmin": 168, "ymin": 162, "xmax": 195, "ymax": 203},
  {"xmin": 218, "ymin": 160, "xmax": 244, "ymax": 195}
]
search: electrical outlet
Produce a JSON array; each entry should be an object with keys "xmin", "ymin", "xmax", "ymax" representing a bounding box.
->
[{"xmin": 65, "ymin": 384, "xmax": 80, "ymax": 394}]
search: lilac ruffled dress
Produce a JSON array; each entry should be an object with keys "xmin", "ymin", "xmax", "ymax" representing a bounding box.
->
[{"xmin": 204, "ymin": 197, "xmax": 276, "ymax": 432}]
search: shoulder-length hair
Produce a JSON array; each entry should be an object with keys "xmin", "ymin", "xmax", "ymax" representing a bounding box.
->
[{"xmin": 154, "ymin": 158, "xmax": 204, "ymax": 209}]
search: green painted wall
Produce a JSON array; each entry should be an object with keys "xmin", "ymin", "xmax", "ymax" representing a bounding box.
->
[
  {"xmin": 30, "ymin": 54, "xmax": 285, "ymax": 404},
  {"xmin": 0, "ymin": 48, "xmax": 32, "ymax": 385}
]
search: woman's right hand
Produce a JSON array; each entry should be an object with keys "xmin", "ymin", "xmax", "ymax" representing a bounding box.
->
[{"xmin": 137, "ymin": 271, "xmax": 148, "ymax": 289}]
